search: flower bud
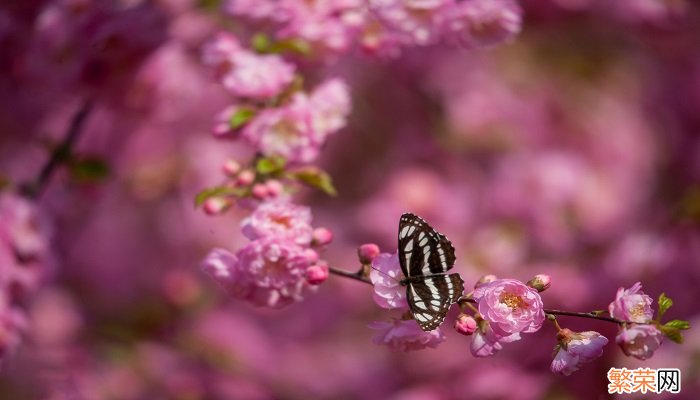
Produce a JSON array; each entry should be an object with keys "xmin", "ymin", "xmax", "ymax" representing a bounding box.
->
[
  {"xmin": 527, "ymin": 274, "xmax": 551, "ymax": 292},
  {"xmin": 222, "ymin": 160, "xmax": 241, "ymax": 176},
  {"xmin": 237, "ymin": 169, "xmax": 255, "ymax": 186},
  {"xmin": 312, "ymin": 227, "xmax": 333, "ymax": 246},
  {"xmin": 306, "ymin": 262, "xmax": 329, "ymax": 285},
  {"xmin": 265, "ymin": 179, "xmax": 284, "ymax": 197},
  {"xmin": 454, "ymin": 314, "xmax": 478, "ymax": 336},
  {"xmin": 304, "ymin": 248, "xmax": 320, "ymax": 263},
  {"xmin": 358, "ymin": 243, "xmax": 380, "ymax": 265},
  {"xmin": 251, "ymin": 183, "xmax": 269, "ymax": 199},
  {"xmin": 203, "ymin": 197, "xmax": 232, "ymax": 215},
  {"xmin": 474, "ymin": 274, "xmax": 497, "ymax": 288}
]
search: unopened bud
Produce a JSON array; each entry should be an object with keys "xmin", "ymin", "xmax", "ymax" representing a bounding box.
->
[
  {"xmin": 265, "ymin": 179, "xmax": 284, "ymax": 197},
  {"xmin": 203, "ymin": 197, "xmax": 232, "ymax": 215},
  {"xmin": 222, "ymin": 160, "xmax": 241, "ymax": 176},
  {"xmin": 251, "ymin": 183, "xmax": 269, "ymax": 199},
  {"xmin": 454, "ymin": 313, "xmax": 478, "ymax": 336},
  {"xmin": 357, "ymin": 243, "xmax": 380, "ymax": 265},
  {"xmin": 237, "ymin": 169, "xmax": 255, "ymax": 186},
  {"xmin": 312, "ymin": 227, "xmax": 333, "ymax": 246},
  {"xmin": 304, "ymin": 248, "xmax": 320, "ymax": 263},
  {"xmin": 527, "ymin": 274, "xmax": 551, "ymax": 292},
  {"xmin": 475, "ymin": 274, "xmax": 497, "ymax": 288},
  {"xmin": 306, "ymin": 262, "xmax": 329, "ymax": 285}
]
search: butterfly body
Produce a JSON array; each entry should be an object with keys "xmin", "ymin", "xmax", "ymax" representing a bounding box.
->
[{"xmin": 398, "ymin": 213, "xmax": 464, "ymax": 331}]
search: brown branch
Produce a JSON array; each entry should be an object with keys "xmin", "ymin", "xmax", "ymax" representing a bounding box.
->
[{"xmin": 328, "ymin": 266, "xmax": 372, "ymax": 284}]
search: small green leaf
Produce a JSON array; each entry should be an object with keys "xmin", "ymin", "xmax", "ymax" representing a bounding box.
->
[
  {"xmin": 658, "ymin": 293, "xmax": 673, "ymax": 319},
  {"xmin": 268, "ymin": 38, "xmax": 311, "ymax": 55},
  {"xmin": 659, "ymin": 326, "xmax": 684, "ymax": 344},
  {"xmin": 291, "ymin": 167, "xmax": 337, "ymax": 196},
  {"xmin": 664, "ymin": 320, "xmax": 690, "ymax": 330},
  {"xmin": 229, "ymin": 107, "xmax": 256, "ymax": 130},
  {"xmin": 251, "ymin": 33, "xmax": 271, "ymax": 53},
  {"xmin": 68, "ymin": 156, "xmax": 110, "ymax": 184},
  {"xmin": 256, "ymin": 156, "xmax": 286, "ymax": 175},
  {"xmin": 194, "ymin": 186, "xmax": 245, "ymax": 207}
]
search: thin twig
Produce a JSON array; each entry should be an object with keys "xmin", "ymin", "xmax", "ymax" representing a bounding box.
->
[
  {"xmin": 328, "ymin": 266, "xmax": 372, "ymax": 284},
  {"xmin": 22, "ymin": 99, "xmax": 95, "ymax": 198}
]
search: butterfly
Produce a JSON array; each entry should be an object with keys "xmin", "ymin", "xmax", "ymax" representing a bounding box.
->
[{"xmin": 398, "ymin": 213, "xmax": 464, "ymax": 331}]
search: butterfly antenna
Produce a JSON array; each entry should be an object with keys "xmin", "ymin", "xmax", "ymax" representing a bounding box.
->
[{"xmin": 369, "ymin": 264, "xmax": 401, "ymax": 284}]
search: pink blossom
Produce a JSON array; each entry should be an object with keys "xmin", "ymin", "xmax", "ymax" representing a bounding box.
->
[
  {"xmin": 241, "ymin": 94, "xmax": 320, "ymax": 163},
  {"xmin": 358, "ymin": 243, "xmax": 381, "ymax": 264},
  {"xmin": 455, "ymin": 314, "xmax": 478, "ymax": 336},
  {"xmin": 471, "ymin": 320, "xmax": 521, "ymax": 357},
  {"xmin": 608, "ymin": 282, "xmax": 654, "ymax": 323},
  {"xmin": 211, "ymin": 105, "xmax": 240, "ymax": 138},
  {"xmin": 311, "ymin": 227, "xmax": 334, "ymax": 246},
  {"xmin": 201, "ymin": 238, "xmax": 315, "ymax": 308},
  {"xmin": 241, "ymin": 201, "xmax": 313, "ymax": 245},
  {"xmin": 369, "ymin": 0, "xmax": 451, "ymax": 46},
  {"xmin": 305, "ymin": 262, "xmax": 329, "ymax": 285},
  {"xmin": 443, "ymin": 0, "xmax": 522, "ymax": 48},
  {"xmin": 309, "ymin": 78, "xmax": 351, "ymax": 139},
  {"xmin": 551, "ymin": 329, "xmax": 608, "ymax": 376},
  {"xmin": 615, "ymin": 324, "xmax": 663, "ymax": 360},
  {"xmin": 472, "ymin": 279, "xmax": 545, "ymax": 336},
  {"xmin": 369, "ymin": 319, "xmax": 445, "ymax": 351},
  {"xmin": 202, "ymin": 33, "xmax": 295, "ymax": 99},
  {"xmin": 369, "ymin": 252, "xmax": 407, "ymax": 309}
]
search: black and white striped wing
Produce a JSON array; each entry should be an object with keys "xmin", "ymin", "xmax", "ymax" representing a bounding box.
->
[
  {"xmin": 398, "ymin": 213, "xmax": 456, "ymax": 278},
  {"xmin": 407, "ymin": 273, "xmax": 465, "ymax": 331}
]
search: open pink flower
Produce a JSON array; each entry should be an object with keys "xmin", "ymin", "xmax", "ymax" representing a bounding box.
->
[
  {"xmin": 369, "ymin": 252, "xmax": 407, "ymax": 309},
  {"xmin": 241, "ymin": 201, "xmax": 313, "ymax": 245},
  {"xmin": 615, "ymin": 324, "xmax": 662, "ymax": 360},
  {"xmin": 443, "ymin": 0, "xmax": 522, "ymax": 48},
  {"xmin": 309, "ymin": 78, "xmax": 351, "ymax": 139},
  {"xmin": 608, "ymin": 282, "xmax": 654, "ymax": 323},
  {"xmin": 201, "ymin": 237, "xmax": 315, "ymax": 309},
  {"xmin": 470, "ymin": 319, "xmax": 521, "ymax": 357},
  {"xmin": 551, "ymin": 329, "xmax": 608, "ymax": 376},
  {"xmin": 369, "ymin": 319, "xmax": 445, "ymax": 351},
  {"xmin": 472, "ymin": 279, "xmax": 545, "ymax": 336}
]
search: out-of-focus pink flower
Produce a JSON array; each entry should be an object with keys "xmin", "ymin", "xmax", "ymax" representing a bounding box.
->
[
  {"xmin": 358, "ymin": 243, "xmax": 381, "ymax": 264},
  {"xmin": 309, "ymin": 78, "xmax": 351, "ymax": 139},
  {"xmin": 0, "ymin": 193, "xmax": 49, "ymax": 259},
  {"xmin": 615, "ymin": 324, "xmax": 663, "ymax": 360},
  {"xmin": 201, "ymin": 238, "xmax": 315, "ymax": 308},
  {"xmin": 369, "ymin": 0, "xmax": 450, "ymax": 46},
  {"xmin": 311, "ymin": 227, "xmax": 333, "ymax": 246},
  {"xmin": 443, "ymin": 0, "xmax": 522, "ymax": 48},
  {"xmin": 241, "ymin": 94, "xmax": 319, "ymax": 163},
  {"xmin": 211, "ymin": 105, "xmax": 240, "ymax": 138},
  {"xmin": 203, "ymin": 197, "xmax": 232, "ymax": 215},
  {"xmin": 608, "ymin": 282, "xmax": 654, "ymax": 323},
  {"xmin": 241, "ymin": 201, "xmax": 313, "ymax": 245},
  {"xmin": 202, "ymin": 33, "xmax": 295, "ymax": 99},
  {"xmin": 369, "ymin": 319, "xmax": 445, "ymax": 351},
  {"xmin": 472, "ymin": 279, "xmax": 545, "ymax": 336},
  {"xmin": 471, "ymin": 319, "xmax": 521, "ymax": 357},
  {"xmin": 369, "ymin": 252, "xmax": 407, "ymax": 309},
  {"xmin": 551, "ymin": 329, "xmax": 608, "ymax": 376},
  {"xmin": 475, "ymin": 274, "xmax": 498, "ymax": 288},
  {"xmin": 305, "ymin": 262, "xmax": 329, "ymax": 285},
  {"xmin": 455, "ymin": 314, "xmax": 478, "ymax": 336}
]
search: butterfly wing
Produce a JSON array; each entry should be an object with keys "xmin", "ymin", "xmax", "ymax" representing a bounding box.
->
[
  {"xmin": 407, "ymin": 273, "xmax": 465, "ymax": 331},
  {"xmin": 398, "ymin": 213, "xmax": 456, "ymax": 278}
]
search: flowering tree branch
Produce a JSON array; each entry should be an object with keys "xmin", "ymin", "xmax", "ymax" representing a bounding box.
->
[{"xmin": 21, "ymin": 99, "xmax": 95, "ymax": 199}]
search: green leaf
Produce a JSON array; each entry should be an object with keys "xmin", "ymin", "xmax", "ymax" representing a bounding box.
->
[
  {"xmin": 229, "ymin": 107, "xmax": 257, "ymax": 130},
  {"xmin": 68, "ymin": 157, "xmax": 110, "ymax": 184},
  {"xmin": 268, "ymin": 38, "xmax": 311, "ymax": 55},
  {"xmin": 659, "ymin": 325, "xmax": 684, "ymax": 344},
  {"xmin": 290, "ymin": 167, "xmax": 337, "ymax": 196},
  {"xmin": 658, "ymin": 293, "xmax": 673, "ymax": 319},
  {"xmin": 251, "ymin": 33, "xmax": 271, "ymax": 53},
  {"xmin": 664, "ymin": 320, "xmax": 690, "ymax": 330},
  {"xmin": 255, "ymin": 156, "xmax": 286, "ymax": 175},
  {"xmin": 194, "ymin": 186, "xmax": 245, "ymax": 207}
]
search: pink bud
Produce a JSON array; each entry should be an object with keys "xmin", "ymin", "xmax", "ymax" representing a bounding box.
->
[
  {"xmin": 312, "ymin": 227, "xmax": 333, "ymax": 246},
  {"xmin": 222, "ymin": 160, "xmax": 241, "ymax": 176},
  {"xmin": 527, "ymin": 274, "xmax": 551, "ymax": 292},
  {"xmin": 475, "ymin": 274, "xmax": 497, "ymax": 288},
  {"xmin": 306, "ymin": 262, "xmax": 329, "ymax": 285},
  {"xmin": 237, "ymin": 169, "xmax": 255, "ymax": 186},
  {"xmin": 454, "ymin": 314, "xmax": 478, "ymax": 336},
  {"xmin": 304, "ymin": 248, "xmax": 320, "ymax": 263},
  {"xmin": 251, "ymin": 183, "xmax": 269, "ymax": 199},
  {"xmin": 203, "ymin": 197, "xmax": 232, "ymax": 215},
  {"xmin": 265, "ymin": 179, "xmax": 284, "ymax": 197},
  {"xmin": 357, "ymin": 243, "xmax": 380, "ymax": 265}
]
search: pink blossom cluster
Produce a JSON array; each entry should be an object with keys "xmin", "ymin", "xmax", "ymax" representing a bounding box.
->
[
  {"xmin": 201, "ymin": 201, "xmax": 332, "ymax": 308},
  {"xmin": 0, "ymin": 193, "xmax": 51, "ymax": 365},
  {"xmin": 609, "ymin": 282, "xmax": 663, "ymax": 360},
  {"xmin": 224, "ymin": 0, "xmax": 522, "ymax": 56}
]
